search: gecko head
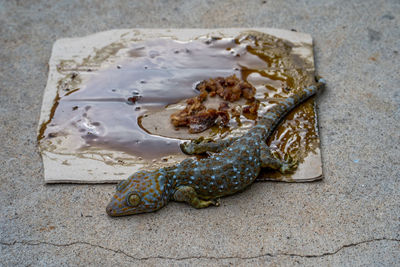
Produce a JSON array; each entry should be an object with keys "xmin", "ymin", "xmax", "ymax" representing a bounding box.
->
[{"xmin": 106, "ymin": 170, "xmax": 169, "ymax": 216}]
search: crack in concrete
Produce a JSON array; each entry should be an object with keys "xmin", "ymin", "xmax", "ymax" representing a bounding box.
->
[{"xmin": 1, "ymin": 238, "xmax": 399, "ymax": 261}]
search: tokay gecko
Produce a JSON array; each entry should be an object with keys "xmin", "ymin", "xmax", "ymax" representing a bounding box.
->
[{"xmin": 106, "ymin": 77, "xmax": 326, "ymax": 216}]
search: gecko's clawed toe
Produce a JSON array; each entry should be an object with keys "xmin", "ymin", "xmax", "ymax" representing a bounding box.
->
[
  {"xmin": 279, "ymin": 158, "xmax": 299, "ymax": 174},
  {"xmin": 180, "ymin": 142, "xmax": 191, "ymax": 154}
]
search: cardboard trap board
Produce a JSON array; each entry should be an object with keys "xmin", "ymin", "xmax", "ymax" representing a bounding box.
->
[{"xmin": 37, "ymin": 28, "xmax": 323, "ymax": 183}]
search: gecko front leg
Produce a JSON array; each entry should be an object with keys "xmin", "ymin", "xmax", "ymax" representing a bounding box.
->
[
  {"xmin": 173, "ymin": 186, "xmax": 220, "ymax": 208},
  {"xmin": 260, "ymin": 146, "xmax": 298, "ymax": 174},
  {"xmin": 180, "ymin": 137, "xmax": 238, "ymax": 155}
]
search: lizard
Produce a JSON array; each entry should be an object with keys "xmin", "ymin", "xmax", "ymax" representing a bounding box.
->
[{"xmin": 106, "ymin": 77, "xmax": 326, "ymax": 216}]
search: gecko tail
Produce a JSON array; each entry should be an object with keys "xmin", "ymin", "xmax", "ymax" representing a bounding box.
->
[{"xmin": 259, "ymin": 77, "xmax": 326, "ymax": 135}]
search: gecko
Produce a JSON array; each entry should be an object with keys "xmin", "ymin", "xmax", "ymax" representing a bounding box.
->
[{"xmin": 106, "ymin": 77, "xmax": 326, "ymax": 216}]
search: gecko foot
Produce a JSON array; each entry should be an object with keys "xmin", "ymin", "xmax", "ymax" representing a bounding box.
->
[
  {"xmin": 261, "ymin": 146, "xmax": 299, "ymax": 174},
  {"xmin": 212, "ymin": 198, "xmax": 221, "ymax": 207},
  {"xmin": 180, "ymin": 137, "xmax": 211, "ymax": 155},
  {"xmin": 180, "ymin": 137, "xmax": 237, "ymax": 155},
  {"xmin": 279, "ymin": 155, "xmax": 298, "ymax": 174},
  {"xmin": 173, "ymin": 186, "xmax": 219, "ymax": 209}
]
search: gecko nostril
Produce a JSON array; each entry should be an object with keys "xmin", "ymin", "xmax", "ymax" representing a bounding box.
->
[{"xmin": 106, "ymin": 203, "xmax": 115, "ymax": 216}]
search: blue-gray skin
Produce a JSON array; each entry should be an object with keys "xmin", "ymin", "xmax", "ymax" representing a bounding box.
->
[{"xmin": 106, "ymin": 78, "xmax": 326, "ymax": 216}]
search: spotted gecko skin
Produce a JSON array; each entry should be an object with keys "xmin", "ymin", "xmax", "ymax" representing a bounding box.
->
[{"xmin": 106, "ymin": 78, "xmax": 326, "ymax": 216}]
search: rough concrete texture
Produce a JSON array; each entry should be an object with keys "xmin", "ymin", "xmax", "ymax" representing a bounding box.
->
[{"xmin": 0, "ymin": 0, "xmax": 399, "ymax": 266}]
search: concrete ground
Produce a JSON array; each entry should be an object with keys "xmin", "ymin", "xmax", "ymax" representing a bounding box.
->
[{"xmin": 1, "ymin": 0, "xmax": 399, "ymax": 266}]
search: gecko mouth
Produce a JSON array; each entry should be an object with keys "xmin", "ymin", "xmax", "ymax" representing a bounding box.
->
[
  {"xmin": 106, "ymin": 204, "xmax": 132, "ymax": 217},
  {"xmin": 105, "ymin": 198, "xmax": 129, "ymax": 217},
  {"xmin": 106, "ymin": 203, "xmax": 118, "ymax": 216}
]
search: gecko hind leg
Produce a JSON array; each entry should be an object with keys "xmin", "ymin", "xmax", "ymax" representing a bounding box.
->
[
  {"xmin": 180, "ymin": 137, "xmax": 238, "ymax": 155},
  {"xmin": 173, "ymin": 186, "xmax": 220, "ymax": 208},
  {"xmin": 260, "ymin": 146, "xmax": 298, "ymax": 174}
]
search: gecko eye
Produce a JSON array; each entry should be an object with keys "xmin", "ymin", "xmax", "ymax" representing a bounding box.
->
[
  {"xmin": 116, "ymin": 180, "xmax": 129, "ymax": 191},
  {"xmin": 127, "ymin": 193, "xmax": 141, "ymax": 207}
]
